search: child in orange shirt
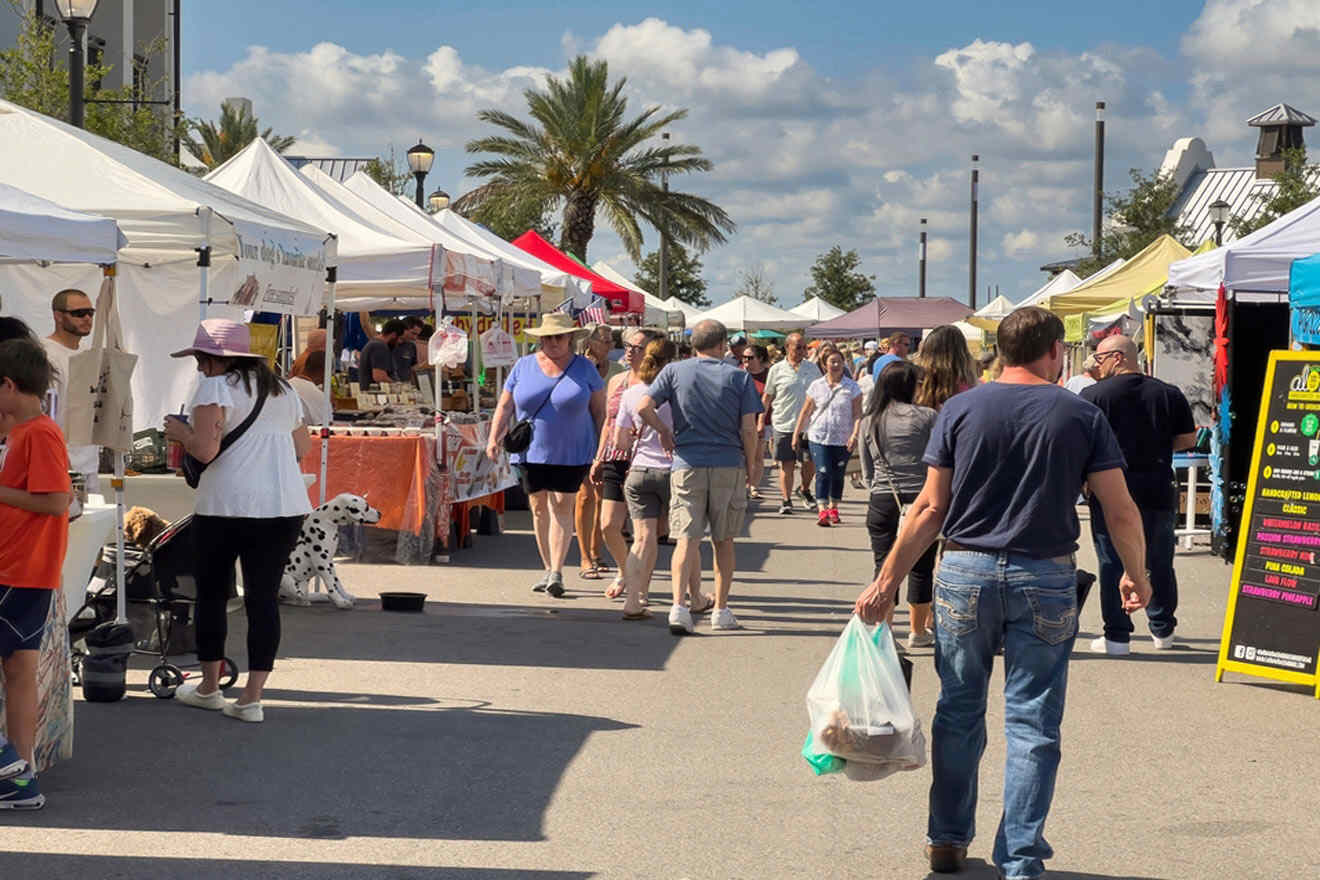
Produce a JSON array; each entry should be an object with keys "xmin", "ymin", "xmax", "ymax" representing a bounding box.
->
[{"xmin": 0, "ymin": 338, "xmax": 71, "ymax": 811}]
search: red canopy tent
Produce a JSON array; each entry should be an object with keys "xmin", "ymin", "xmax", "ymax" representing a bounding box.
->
[{"xmin": 512, "ymin": 230, "xmax": 643, "ymax": 315}]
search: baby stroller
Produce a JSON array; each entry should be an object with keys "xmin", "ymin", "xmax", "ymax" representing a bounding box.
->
[{"xmin": 69, "ymin": 514, "xmax": 238, "ymax": 699}]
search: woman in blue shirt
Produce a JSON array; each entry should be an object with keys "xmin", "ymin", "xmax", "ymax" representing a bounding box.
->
[{"xmin": 487, "ymin": 313, "xmax": 606, "ymax": 597}]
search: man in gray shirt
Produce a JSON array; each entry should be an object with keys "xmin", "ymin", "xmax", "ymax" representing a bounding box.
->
[{"xmin": 762, "ymin": 331, "xmax": 822, "ymax": 514}]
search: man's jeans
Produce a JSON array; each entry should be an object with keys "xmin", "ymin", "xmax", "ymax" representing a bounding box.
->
[
  {"xmin": 1091, "ymin": 507, "xmax": 1178, "ymax": 642},
  {"xmin": 928, "ymin": 550, "xmax": 1078, "ymax": 880}
]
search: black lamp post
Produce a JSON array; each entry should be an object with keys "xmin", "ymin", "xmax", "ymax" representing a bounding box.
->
[
  {"xmin": 1209, "ymin": 199, "xmax": 1231, "ymax": 246},
  {"xmin": 55, "ymin": 0, "xmax": 101, "ymax": 129},
  {"xmin": 406, "ymin": 140, "xmax": 435, "ymax": 209},
  {"xmin": 428, "ymin": 189, "xmax": 450, "ymax": 214}
]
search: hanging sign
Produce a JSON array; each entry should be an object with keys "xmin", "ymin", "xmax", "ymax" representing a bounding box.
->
[
  {"xmin": 1216, "ymin": 351, "xmax": 1320, "ymax": 698},
  {"xmin": 452, "ymin": 313, "xmax": 531, "ymax": 345},
  {"xmin": 230, "ymin": 220, "xmax": 327, "ymax": 316},
  {"xmin": 479, "ymin": 326, "xmax": 517, "ymax": 367}
]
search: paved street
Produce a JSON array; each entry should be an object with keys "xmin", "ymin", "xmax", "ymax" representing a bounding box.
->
[{"xmin": 1, "ymin": 483, "xmax": 1316, "ymax": 879}]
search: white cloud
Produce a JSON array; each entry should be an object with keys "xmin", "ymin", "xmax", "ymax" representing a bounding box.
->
[{"xmin": 1002, "ymin": 229, "xmax": 1041, "ymax": 257}]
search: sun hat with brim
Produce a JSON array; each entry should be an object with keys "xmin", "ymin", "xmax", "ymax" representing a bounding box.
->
[
  {"xmin": 525, "ymin": 312, "xmax": 589, "ymax": 339},
  {"xmin": 170, "ymin": 318, "xmax": 264, "ymax": 359}
]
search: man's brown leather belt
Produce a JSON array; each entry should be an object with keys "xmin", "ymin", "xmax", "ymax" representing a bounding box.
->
[{"xmin": 943, "ymin": 541, "xmax": 980, "ymax": 553}]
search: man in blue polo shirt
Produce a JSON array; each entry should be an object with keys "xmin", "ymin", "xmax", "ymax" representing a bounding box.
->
[
  {"xmin": 638, "ymin": 319, "xmax": 763, "ymax": 636},
  {"xmin": 854, "ymin": 306, "xmax": 1152, "ymax": 880}
]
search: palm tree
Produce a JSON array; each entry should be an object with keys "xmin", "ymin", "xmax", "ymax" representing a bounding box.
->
[
  {"xmin": 456, "ymin": 56, "xmax": 734, "ymax": 262},
  {"xmin": 184, "ymin": 101, "xmax": 296, "ymax": 170}
]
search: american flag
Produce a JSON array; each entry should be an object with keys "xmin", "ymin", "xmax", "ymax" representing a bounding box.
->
[{"xmin": 578, "ymin": 303, "xmax": 608, "ymax": 326}]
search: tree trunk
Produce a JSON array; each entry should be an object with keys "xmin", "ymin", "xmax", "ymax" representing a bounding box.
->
[{"xmin": 560, "ymin": 191, "xmax": 597, "ymax": 263}]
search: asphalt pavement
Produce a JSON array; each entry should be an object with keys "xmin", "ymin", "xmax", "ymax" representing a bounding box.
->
[{"xmin": 1, "ymin": 481, "xmax": 1315, "ymax": 879}]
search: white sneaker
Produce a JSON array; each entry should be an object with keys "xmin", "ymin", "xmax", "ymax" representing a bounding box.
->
[
  {"xmin": 175, "ymin": 680, "xmax": 226, "ymax": 710},
  {"xmin": 222, "ymin": 700, "xmax": 264, "ymax": 723},
  {"xmin": 668, "ymin": 604, "xmax": 694, "ymax": 636},
  {"xmin": 710, "ymin": 607, "xmax": 741, "ymax": 631},
  {"xmin": 1151, "ymin": 633, "xmax": 1176, "ymax": 650},
  {"xmin": 906, "ymin": 630, "xmax": 935, "ymax": 650},
  {"xmin": 1089, "ymin": 636, "xmax": 1130, "ymax": 656}
]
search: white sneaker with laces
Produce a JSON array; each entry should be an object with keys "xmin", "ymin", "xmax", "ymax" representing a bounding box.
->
[
  {"xmin": 668, "ymin": 604, "xmax": 694, "ymax": 636},
  {"xmin": 1089, "ymin": 636, "xmax": 1130, "ymax": 656},
  {"xmin": 222, "ymin": 700, "xmax": 264, "ymax": 723},
  {"xmin": 710, "ymin": 607, "xmax": 741, "ymax": 631},
  {"xmin": 1151, "ymin": 633, "xmax": 1176, "ymax": 650},
  {"xmin": 175, "ymin": 680, "xmax": 226, "ymax": 710}
]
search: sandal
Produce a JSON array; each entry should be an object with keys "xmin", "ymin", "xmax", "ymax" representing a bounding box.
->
[
  {"xmin": 580, "ymin": 566, "xmax": 604, "ymax": 580},
  {"xmin": 691, "ymin": 595, "xmax": 716, "ymax": 615},
  {"xmin": 591, "ymin": 558, "xmax": 613, "ymax": 573},
  {"xmin": 622, "ymin": 609, "xmax": 652, "ymax": 621},
  {"xmin": 605, "ymin": 575, "xmax": 626, "ymax": 600}
]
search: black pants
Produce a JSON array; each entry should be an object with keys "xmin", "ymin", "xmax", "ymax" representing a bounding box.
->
[
  {"xmin": 193, "ymin": 514, "xmax": 305, "ymax": 672},
  {"xmin": 866, "ymin": 491, "xmax": 937, "ymax": 605}
]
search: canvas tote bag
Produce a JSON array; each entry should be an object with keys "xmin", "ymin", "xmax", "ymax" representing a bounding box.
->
[{"xmin": 64, "ymin": 276, "xmax": 138, "ymax": 451}]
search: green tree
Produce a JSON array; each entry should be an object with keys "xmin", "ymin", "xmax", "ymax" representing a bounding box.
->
[
  {"xmin": 634, "ymin": 243, "xmax": 709, "ymax": 307},
  {"xmin": 1229, "ymin": 147, "xmax": 1320, "ymax": 237},
  {"xmin": 803, "ymin": 245, "xmax": 875, "ymax": 312},
  {"xmin": 361, "ymin": 148, "xmax": 411, "ymax": 197},
  {"xmin": 184, "ymin": 101, "xmax": 295, "ymax": 170},
  {"xmin": 457, "ymin": 55, "xmax": 734, "ymax": 263},
  {"xmin": 0, "ymin": 6, "xmax": 184, "ymax": 164},
  {"xmin": 734, "ymin": 264, "xmax": 776, "ymax": 304},
  {"xmin": 1065, "ymin": 167, "xmax": 1190, "ymax": 277}
]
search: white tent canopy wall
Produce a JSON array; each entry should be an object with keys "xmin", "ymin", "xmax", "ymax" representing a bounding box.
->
[
  {"xmin": 692, "ymin": 295, "xmax": 815, "ymax": 331},
  {"xmin": 0, "ymin": 183, "xmax": 125, "ymax": 264}
]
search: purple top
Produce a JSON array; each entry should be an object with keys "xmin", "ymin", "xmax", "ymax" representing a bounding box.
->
[{"xmin": 617, "ymin": 382, "xmax": 673, "ymax": 470}]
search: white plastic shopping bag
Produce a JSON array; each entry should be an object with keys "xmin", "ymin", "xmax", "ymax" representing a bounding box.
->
[{"xmin": 803, "ymin": 616, "xmax": 926, "ymax": 781}]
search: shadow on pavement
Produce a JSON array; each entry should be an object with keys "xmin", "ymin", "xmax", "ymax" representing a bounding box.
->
[
  {"xmin": 0, "ymin": 856, "xmax": 594, "ymax": 880},
  {"xmin": 8, "ymin": 699, "xmax": 635, "ymax": 842},
  {"xmin": 929, "ymin": 859, "xmax": 1171, "ymax": 879}
]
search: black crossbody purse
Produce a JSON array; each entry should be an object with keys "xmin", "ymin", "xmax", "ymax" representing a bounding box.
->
[
  {"xmin": 503, "ymin": 356, "xmax": 578, "ymax": 454},
  {"xmin": 182, "ymin": 387, "xmax": 269, "ymax": 489}
]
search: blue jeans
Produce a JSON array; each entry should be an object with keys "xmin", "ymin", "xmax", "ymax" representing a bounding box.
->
[
  {"xmin": 807, "ymin": 442, "xmax": 849, "ymax": 503},
  {"xmin": 1091, "ymin": 507, "xmax": 1178, "ymax": 642},
  {"xmin": 928, "ymin": 550, "xmax": 1078, "ymax": 880}
]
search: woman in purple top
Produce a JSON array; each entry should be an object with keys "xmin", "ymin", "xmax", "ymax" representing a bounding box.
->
[
  {"xmin": 486, "ymin": 314, "xmax": 606, "ymax": 597},
  {"xmin": 614, "ymin": 339, "xmax": 678, "ymax": 620}
]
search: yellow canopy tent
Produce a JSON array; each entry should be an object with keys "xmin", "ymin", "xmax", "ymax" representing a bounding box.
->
[{"xmin": 1045, "ymin": 235, "xmax": 1193, "ymax": 317}]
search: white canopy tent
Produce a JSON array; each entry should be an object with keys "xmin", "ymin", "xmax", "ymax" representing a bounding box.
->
[
  {"xmin": 590, "ymin": 260, "xmax": 683, "ymax": 327},
  {"xmin": 789, "ymin": 297, "xmax": 846, "ymax": 322},
  {"xmin": 0, "ymin": 183, "xmax": 125, "ymax": 265},
  {"xmin": 1166, "ymin": 192, "xmax": 1320, "ymax": 297},
  {"xmin": 0, "ymin": 102, "xmax": 331, "ymax": 431},
  {"xmin": 1016, "ymin": 268, "xmax": 1086, "ymax": 309},
  {"xmin": 692, "ymin": 295, "xmax": 815, "ymax": 332},
  {"xmin": 662, "ymin": 296, "xmax": 704, "ymax": 323}
]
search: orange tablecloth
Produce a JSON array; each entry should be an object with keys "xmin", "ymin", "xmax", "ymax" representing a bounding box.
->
[{"xmin": 300, "ymin": 436, "xmax": 433, "ymax": 535}]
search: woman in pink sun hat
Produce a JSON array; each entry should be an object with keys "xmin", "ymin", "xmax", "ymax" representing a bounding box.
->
[{"xmin": 163, "ymin": 318, "xmax": 312, "ymax": 723}]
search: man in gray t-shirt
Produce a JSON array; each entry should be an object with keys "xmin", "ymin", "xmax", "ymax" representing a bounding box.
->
[{"xmin": 762, "ymin": 331, "xmax": 822, "ymax": 514}]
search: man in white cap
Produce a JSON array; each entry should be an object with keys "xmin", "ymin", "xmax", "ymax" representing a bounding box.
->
[{"xmin": 40, "ymin": 289, "xmax": 100, "ymax": 492}]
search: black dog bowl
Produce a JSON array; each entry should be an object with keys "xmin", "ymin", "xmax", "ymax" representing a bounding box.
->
[{"xmin": 379, "ymin": 591, "xmax": 426, "ymax": 612}]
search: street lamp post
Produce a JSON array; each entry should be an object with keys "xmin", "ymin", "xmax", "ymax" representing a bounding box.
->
[
  {"xmin": 428, "ymin": 189, "xmax": 450, "ymax": 214},
  {"xmin": 969, "ymin": 154, "xmax": 979, "ymax": 310},
  {"xmin": 406, "ymin": 140, "xmax": 435, "ymax": 209},
  {"xmin": 659, "ymin": 131, "xmax": 670, "ymax": 302},
  {"xmin": 55, "ymin": 0, "xmax": 101, "ymax": 129},
  {"xmin": 918, "ymin": 218, "xmax": 927, "ymax": 298},
  {"xmin": 1209, "ymin": 199, "xmax": 1231, "ymax": 247}
]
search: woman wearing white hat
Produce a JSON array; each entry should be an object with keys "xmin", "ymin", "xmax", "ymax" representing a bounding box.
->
[
  {"xmin": 163, "ymin": 319, "xmax": 311, "ymax": 722},
  {"xmin": 486, "ymin": 312, "xmax": 607, "ymax": 597}
]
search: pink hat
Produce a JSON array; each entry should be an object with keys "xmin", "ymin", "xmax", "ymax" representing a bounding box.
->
[{"xmin": 170, "ymin": 319, "xmax": 263, "ymax": 359}]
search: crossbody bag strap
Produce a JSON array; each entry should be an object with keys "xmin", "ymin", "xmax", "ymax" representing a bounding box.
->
[
  {"xmin": 870, "ymin": 409, "xmax": 906, "ymax": 513},
  {"xmin": 215, "ymin": 384, "xmax": 269, "ymax": 459},
  {"xmin": 528, "ymin": 354, "xmax": 577, "ymax": 421},
  {"xmin": 810, "ymin": 382, "xmax": 846, "ymax": 425}
]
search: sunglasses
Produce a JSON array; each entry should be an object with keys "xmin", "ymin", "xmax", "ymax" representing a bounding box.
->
[{"xmin": 58, "ymin": 308, "xmax": 95, "ymax": 318}]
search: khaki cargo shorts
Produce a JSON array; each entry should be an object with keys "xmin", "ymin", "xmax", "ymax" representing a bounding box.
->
[{"xmin": 669, "ymin": 466, "xmax": 747, "ymax": 542}]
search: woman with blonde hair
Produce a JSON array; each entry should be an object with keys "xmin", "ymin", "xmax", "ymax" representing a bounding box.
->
[
  {"xmin": 913, "ymin": 324, "xmax": 977, "ymax": 411},
  {"xmin": 614, "ymin": 338, "xmax": 680, "ymax": 619}
]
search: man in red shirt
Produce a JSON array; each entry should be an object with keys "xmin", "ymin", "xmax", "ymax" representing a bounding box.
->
[{"xmin": 0, "ymin": 338, "xmax": 72, "ymax": 811}]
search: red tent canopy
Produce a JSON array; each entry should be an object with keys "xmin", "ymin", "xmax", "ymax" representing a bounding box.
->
[{"xmin": 512, "ymin": 230, "xmax": 642, "ymax": 314}]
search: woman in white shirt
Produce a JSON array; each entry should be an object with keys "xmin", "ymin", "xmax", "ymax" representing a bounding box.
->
[
  {"xmin": 792, "ymin": 350, "xmax": 863, "ymax": 527},
  {"xmin": 288, "ymin": 349, "xmax": 331, "ymax": 427},
  {"xmin": 163, "ymin": 319, "xmax": 312, "ymax": 723}
]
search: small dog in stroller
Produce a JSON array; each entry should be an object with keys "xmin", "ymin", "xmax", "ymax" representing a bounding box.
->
[{"xmin": 69, "ymin": 511, "xmax": 238, "ymax": 699}]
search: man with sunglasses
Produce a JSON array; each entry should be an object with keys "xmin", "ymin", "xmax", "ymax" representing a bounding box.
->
[{"xmin": 41, "ymin": 289, "xmax": 100, "ymax": 491}]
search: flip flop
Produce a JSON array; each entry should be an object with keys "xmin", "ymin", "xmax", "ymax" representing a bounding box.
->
[
  {"xmin": 592, "ymin": 558, "xmax": 613, "ymax": 573},
  {"xmin": 580, "ymin": 566, "xmax": 604, "ymax": 580},
  {"xmin": 605, "ymin": 576, "xmax": 626, "ymax": 600},
  {"xmin": 622, "ymin": 609, "xmax": 652, "ymax": 621}
]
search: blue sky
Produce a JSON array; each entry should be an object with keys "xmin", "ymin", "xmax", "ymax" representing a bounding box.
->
[{"xmin": 179, "ymin": 1, "xmax": 1320, "ymax": 307}]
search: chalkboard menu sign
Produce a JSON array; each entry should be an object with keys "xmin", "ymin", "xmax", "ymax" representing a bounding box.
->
[{"xmin": 1216, "ymin": 351, "xmax": 1320, "ymax": 698}]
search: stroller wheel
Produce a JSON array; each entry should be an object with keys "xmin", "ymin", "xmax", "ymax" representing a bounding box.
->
[
  {"xmin": 71, "ymin": 653, "xmax": 84, "ymax": 686},
  {"xmin": 219, "ymin": 658, "xmax": 239, "ymax": 690},
  {"xmin": 148, "ymin": 664, "xmax": 184, "ymax": 699}
]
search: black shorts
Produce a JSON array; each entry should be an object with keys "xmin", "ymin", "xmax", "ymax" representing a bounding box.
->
[
  {"xmin": 0, "ymin": 586, "xmax": 53, "ymax": 656},
  {"xmin": 772, "ymin": 431, "xmax": 811, "ymax": 464},
  {"xmin": 599, "ymin": 460, "xmax": 629, "ymax": 502},
  {"xmin": 516, "ymin": 463, "xmax": 590, "ymax": 495}
]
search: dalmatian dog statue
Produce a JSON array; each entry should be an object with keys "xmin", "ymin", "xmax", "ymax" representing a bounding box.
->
[{"xmin": 279, "ymin": 493, "xmax": 381, "ymax": 609}]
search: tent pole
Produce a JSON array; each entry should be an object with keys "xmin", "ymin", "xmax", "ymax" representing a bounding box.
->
[
  {"xmin": 470, "ymin": 304, "xmax": 479, "ymax": 414},
  {"xmin": 315, "ymin": 238, "xmax": 338, "ymax": 598},
  {"xmin": 100, "ymin": 267, "xmax": 129, "ymax": 625},
  {"xmin": 197, "ymin": 207, "xmax": 212, "ymax": 321}
]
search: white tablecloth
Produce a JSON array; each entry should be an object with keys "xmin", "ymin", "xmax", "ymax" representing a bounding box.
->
[{"xmin": 63, "ymin": 499, "xmax": 116, "ymax": 622}]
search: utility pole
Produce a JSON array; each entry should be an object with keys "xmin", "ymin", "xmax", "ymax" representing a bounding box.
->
[
  {"xmin": 1094, "ymin": 101, "xmax": 1105, "ymax": 259},
  {"xmin": 659, "ymin": 132, "xmax": 670, "ymax": 301},
  {"xmin": 969, "ymin": 154, "xmax": 979, "ymax": 310},
  {"xmin": 918, "ymin": 218, "xmax": 927, "ymax": 298}
]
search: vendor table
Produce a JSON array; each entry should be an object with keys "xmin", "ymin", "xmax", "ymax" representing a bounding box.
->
[
  {"xmin": 1174, "ymin": 453, "xmax": 1211, "ymax": 551},
  {"xmin": 62, "ymin": 498, "xmax": 117, "ymax": 622}
]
